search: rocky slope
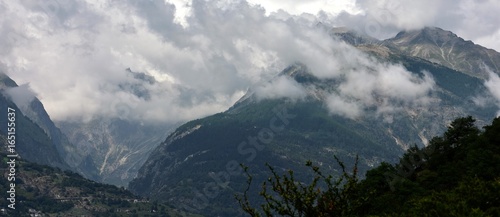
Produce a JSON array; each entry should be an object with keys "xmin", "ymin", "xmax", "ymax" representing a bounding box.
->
[
  {"xmin": 383, "ymin": 27, "xmax": 500, "ymax": 79},
  {"xmin": 0, "ymin": 72, "xmax": 69, "ymax": 169},
  {"xmin": 129, "ymin": 48, "xmax": 497, "ymax": 216},
  {"xmin": 57, "ymin": 119, "xmax": 175, "ymax": 186},
  {"xmin": 53, "ymin": 68, "xmax": 177, "ymax": 186},
  {"xmin": 1, "ymin": 69, "xmax": 177, "ymax": 187}
]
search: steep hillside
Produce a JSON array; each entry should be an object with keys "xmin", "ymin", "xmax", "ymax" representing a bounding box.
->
[
  {"xmin": 57, "ymin": 119, "xmax": 174, "ymax": 186},
  {"xmin": 0, "ymin": 149, "xmax": 199, "ymax": 216},
  {"xmin": 236, "ymin": 116, "xmax": 500, "ymax": 216},
  {"xmin": 51, "ymin": 68, "xmax": 177, "ymax": 186},
  {"xmin": 0, "ymin": 73, "xmax": 69, "ymax": 169},
  {"xmin": 129, "ymin": 55, "xmax": 497, "ymax": 216}
]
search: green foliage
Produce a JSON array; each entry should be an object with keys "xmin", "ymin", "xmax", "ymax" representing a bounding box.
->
[
  {"xmin": 132, "ymin": 54, "xmax": 499, "ymax": 216},
  {"xmin": 359, "ymin": 116, "xmax": 500, "ymax": 216},
  {"xmin": 237, "ymin": 116, "xmax": 500, "ymax": 216},
  {"xmin": 236, "ymin": 156, "xmax": 364, "ymax": 217},
  {"xmin": 130, "ymin": 99, "xmax": 400, "ymax": 216}
]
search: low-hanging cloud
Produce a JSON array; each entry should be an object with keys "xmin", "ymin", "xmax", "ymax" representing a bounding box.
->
[
  {"xmin": 254, "ymin": 76, "xmax": 307, "ymax": 100},
  {"xmin": 326, "ymin": 94, "xmax": 362, "ymax": 119},
  {"xmin": 0, "ymin": 0, "xmax": 494, "ymax": 124},
  {"xmin": 0, "ymin": 0, "xmax": 353, "ymax": 123},
  {"xmin": 328, "ymin": 0, "xmax": 500, "ymax": 51},
  {"xmin": 324, "ymin": 58, "xmax": 435, "ymax": 119},
  {"xmin": 484, "ymin": 69, "xmax": 500, "ymax": 115},
  {"xmin": 4, "ymin": 83, "xmax": 37, "ymax": 109}
]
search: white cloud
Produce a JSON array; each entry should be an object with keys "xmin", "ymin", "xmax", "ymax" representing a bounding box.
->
[
  {"xmin": 4, "ymin": 83, "xmax": 37, "ymax": 109},
  {"xmin": 325, "ymin": 60, "xmax": 435, "ymax": 119},
  {"xmin": 331, "ymin": 0, "xmax": 500, "ymax": 51},
  {"xmin": 476, "ymin": 29, "xmax": 500, "ymax": 53},
  {"xmin": 326, "ymin": 94, "xmax": 362, "ymax": 119},
  {"xmin": 246, "ymin": 0, "xmax": 360, "ymax": 16},
  {"xmin": 0, "ymin": 0, "xmax": 496, "ymax": 124},
  {"xmin": 1, "ymin": 0, "xmax": 350, "ymax": 123},
  {"xmin": 254, "ymin": 76, "xmax": 307, "ymax": 100},
  {"xmin": 485, "ymin": 70, "xmax": 500, "ymax": 114}
]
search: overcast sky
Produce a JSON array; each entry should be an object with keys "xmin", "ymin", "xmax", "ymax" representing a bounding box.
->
[{"xmin": 1, "ymin": 0, "xmax": 499, "ymax": 123}]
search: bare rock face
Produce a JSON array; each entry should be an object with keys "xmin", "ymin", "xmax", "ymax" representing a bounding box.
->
[{"xmin": 57, "ymin": 118, "xmax": 175, "ymax": 186}]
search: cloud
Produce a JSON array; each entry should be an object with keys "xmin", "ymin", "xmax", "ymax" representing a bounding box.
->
[
  {"xmin": 324, "ymin": 58, "xmax": 435, "ymax": 119},
  {"xmin": 4, "ymin": 83, "xmax": 37, "ymax": 109},
  {"xmin": 484, "ymin": 69, "xmax": 500, "ymax": 115},
  {"xmin": 0, "ymin": 0, "xmax": 495, "ymax": 124},
  {"xmin": 0, "ymin": 0, "xmax": 346, "ymax": 123},
  {"xmin": 254, "ymin": 76, "xmax": 307, "ymax": 100},
  {"xmin": 327, "ymin": 0, "xmax": 500, "ymax": 51},
  {"xmin": 246, "ymin": 0, "xmax": 360, "ymax": 16},
  {"xmin": 326, "ymin": 94, "xmax": 362, "ymax": 119},
  {"xmin": 1, "ymin": 0, "xmax": 252, "ymax": 123},
  {"xmin": 485, "ymin": 71, "xmax": 500, "ymax": 100}
]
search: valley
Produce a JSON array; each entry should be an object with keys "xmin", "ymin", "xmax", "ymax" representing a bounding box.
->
[{"xmin": 1, "ymin": 3, "xmax": 499, "ymax": 215}]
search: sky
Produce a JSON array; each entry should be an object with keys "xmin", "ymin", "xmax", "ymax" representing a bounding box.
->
[{"xmin": 1, "ymin": 0, "xmax": 499, "ymax": 123}]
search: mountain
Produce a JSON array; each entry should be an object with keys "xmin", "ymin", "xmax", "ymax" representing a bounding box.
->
[
  {"xmin": 129, "ymin": 63, "xmax": 496, "ymax": 216},
  {"xmin": 383, "ymin": 27, "xmax": 500, "ymax": 78},
  {"xmin": 0, "ymin": 72, "xmax": 69, "ymax": 169},
  {"xmin": 54, "ymin": 68, "xmax": 177, "ymax": 186},
  {"xmin": 4, "ymin": 26, "xmax": 496, "ymax": 216},
  {"xmin": 57, "ymin": 119, "xmax": 175, "ymax": 186},
  {"xmin": 330, "ymin": 27, "xmax": 380, "ymax": 46},
  {"xmin": 236, "ymin": 116, "xmax": 500, "ymax": 216},
  {"xmin": 0, "ymin": 150, "xmax": 199, "ymax": 216},
  {"xmin": 128, "ymin": 27, "xmax": 499, "ymax": 216},
  {"xmin": 0, "ymin": 72, "xmax": 190, "ymax": 216},
  {"xmin": 1, "ymin": 68, "xmax": 177, "ymax": 187}
]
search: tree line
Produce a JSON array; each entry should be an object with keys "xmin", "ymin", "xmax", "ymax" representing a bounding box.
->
[{"xmin": 237, "ymin": 116, "xmax": 500, "ymax": 216}]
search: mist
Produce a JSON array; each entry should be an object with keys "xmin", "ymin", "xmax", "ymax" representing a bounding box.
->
[
  {"xmin": 0, "ymin": 0, "xmax": 498, "ymax": 124},
  {"xmin": 485, "ymin": 70, "xmax": 500, "ymax": 115},
  {"xmin": 4, "ymin": 83, "xmax": 37, "ymax": 109}
]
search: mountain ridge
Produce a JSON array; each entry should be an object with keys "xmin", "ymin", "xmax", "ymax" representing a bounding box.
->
[
  {"xmin": 129, "ymin": 26, "xmax": 500, "ymax": 216},
  {"xmin": 0, "ymin": 72, "xmax": 70, "ymax": 169},
  {"xmin": 2, "ymin": 25, "xmax": 499, "ymax": 216},
  {"xmin": 383, "ymin": 27, "xmax": 500, "ymax": 78}
]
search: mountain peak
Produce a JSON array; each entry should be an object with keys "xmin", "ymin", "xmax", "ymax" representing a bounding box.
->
[
  {"xmin": 331, "ymin": 27, "xmax": 380, "ymax": 46},
  {"xmin": 279, "ymin": 63, "xmax": 315, "ymax": 82},
  {"xmin": 385, "ymin": 27, "xmax": 500, "ymax": 78},
  {"xmin": 228, "ymin": 63, "xmax": 316, "ymax": 112},
  {"xmin": 391, "ymin": 26, "xmax": 462, "ymax": 47},
  {"xmin": 0, "ymin": 72, "xmax": 18, "ymax": 88}
]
